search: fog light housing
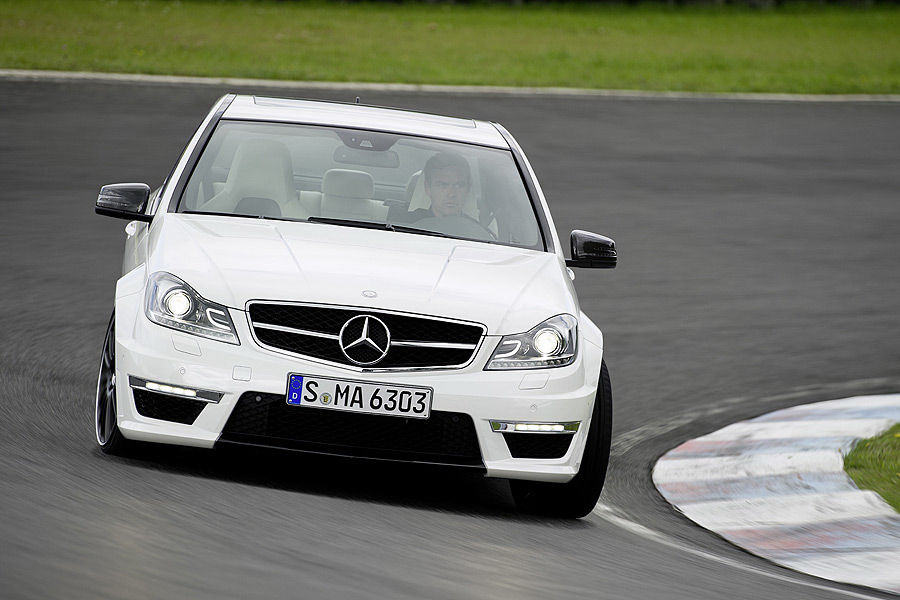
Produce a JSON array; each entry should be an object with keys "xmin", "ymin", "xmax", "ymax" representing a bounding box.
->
[
  {"xmin": 490, "ymin": 420, "xmax": 579, "ymax": 434},
  {"xmin": 128, "ymin": 376, "xmax": 224, "ymax": 403}
]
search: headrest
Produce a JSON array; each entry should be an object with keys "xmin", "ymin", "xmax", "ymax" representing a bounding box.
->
[
  {"xmin": 323, "ymin": 169, "xmax": 374, "ymax": 200},
  {"xmin": 405, "ymin": 171, "xmax": 422, "ymax": 204},
  {"xmin": 225, "ymin": 139, "xmax": 294, "ymax": 205}
]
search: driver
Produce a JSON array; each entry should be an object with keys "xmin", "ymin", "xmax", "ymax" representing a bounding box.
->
[{"xmin": 406, "ymin": 151, "xmax": 471, "ymax": 222}]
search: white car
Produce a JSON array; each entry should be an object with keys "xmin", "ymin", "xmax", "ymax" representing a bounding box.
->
[{"xmin": 95, "ymin": 95, "xmax": 616, "ymax": 518}]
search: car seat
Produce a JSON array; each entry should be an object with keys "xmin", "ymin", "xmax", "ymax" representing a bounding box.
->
[
  {"xmin": 199, "ymin": 139, "xmax": 308, "ymax": 219},
  {"xmin": 320, "ymin": 169, "xmax": 387, "ymax": 222}
]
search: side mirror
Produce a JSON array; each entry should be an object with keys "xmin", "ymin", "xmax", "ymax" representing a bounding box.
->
[
  {"xmin": 95, "ymin": 183, "xmax": 153, "ymax": 222},
  {"xmin": 566, "ymin": 230, "xmax": 617, "ymax": 269}
]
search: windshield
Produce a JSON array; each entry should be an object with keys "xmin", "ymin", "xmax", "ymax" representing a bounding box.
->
[{"xmin": 177, "ymin": 120, "xmax": 543, "ymax": 250}]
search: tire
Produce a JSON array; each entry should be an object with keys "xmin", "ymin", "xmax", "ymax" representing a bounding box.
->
[
  {"xmin": 510, "ymin": 360, "xmax": 612, "ymax": 518},
  {"xmin": 95, "ymin": 311, "xmax": 132, "ymax": 455}
]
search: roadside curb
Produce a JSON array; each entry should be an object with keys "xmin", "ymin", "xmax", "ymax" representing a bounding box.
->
[
  {"xmin": 3, "ymin": 69, "xmax": 900, "ymax": 103},
  {"xmin": 653, "ymin": 394, "xmax": 900, "ymax": 594}
]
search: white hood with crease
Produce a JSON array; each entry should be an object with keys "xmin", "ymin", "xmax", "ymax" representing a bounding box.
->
[{"xmin": 147, "ymin": 214, "xmax": 577, "ymax": 335}]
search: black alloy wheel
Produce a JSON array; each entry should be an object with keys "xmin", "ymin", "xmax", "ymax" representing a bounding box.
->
[
  {"xmin": 96, "ymin": 311, "xmax": 130, "ymax": 454},
  {"xmin": 510, "ymin": 360, "xmax": 613, "ymax": 518}
]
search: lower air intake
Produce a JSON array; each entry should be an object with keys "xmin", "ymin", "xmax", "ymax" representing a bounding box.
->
[
  {"xmin": 220, "ymin": 392, "xmax": 483, "ymax": 468},
  {"xmin": 132, "ymin": 388, "xmax": 207, "ymax": 425},
  {"xmin": 503, "ymin": 432, "xmax": 573, "ymax": 459}
]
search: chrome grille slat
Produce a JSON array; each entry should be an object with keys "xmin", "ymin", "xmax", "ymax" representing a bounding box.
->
[
  {"xmin": 253, "ymin": 322, "xmax": 339, "ymax": 340},
  {"xmin": 390, "ymin": 340, "xmax": 476, "ymax": 350}
]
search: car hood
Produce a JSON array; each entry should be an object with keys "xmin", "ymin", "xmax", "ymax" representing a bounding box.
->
[{"xmin": 147, "ymin": 214, "xmax": 577, "ymax": 334}]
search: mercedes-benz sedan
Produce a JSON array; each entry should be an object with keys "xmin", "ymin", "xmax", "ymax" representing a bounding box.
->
[{"xmin": 95, "ymin": 95, "xmax": 616, "ymax": 518}]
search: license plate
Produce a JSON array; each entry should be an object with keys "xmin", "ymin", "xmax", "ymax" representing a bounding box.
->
[{"xmin": 286, "ymin": 374, "xmax": 432, "ymax": 419}]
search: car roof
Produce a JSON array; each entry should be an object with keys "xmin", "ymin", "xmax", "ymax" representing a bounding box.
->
[{"xmin": 221, "ymin": 95, "xmax": 510, "ymax": 149}]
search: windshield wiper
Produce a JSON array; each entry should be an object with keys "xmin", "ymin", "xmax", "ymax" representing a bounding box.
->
[
  {"xmin": 184, "ymin": 212, "xmax": 484, "ymax": 243},
  {"xmin": 306, "ymin": 216, "xmax": 393, "ymax": 231},
  {"xmin": 182, "ymin": 210, "xmax": 305, "ymax": 223},
  {"xmin": 387, "ymin": 223, "xmax": 456, "ymax": 240},
  {"xmin": 307, "ymin": 216, "xmax": 455, "ymax": 239}
]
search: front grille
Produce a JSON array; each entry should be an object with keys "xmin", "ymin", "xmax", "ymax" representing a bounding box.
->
[
  {"xmin": 248, "ymin": 302, "xmax": 484, "ymax": 369},
  {"xmin": 503, "ymin": 433, "xmax": 573, "ymax": 459},
  {"xmin": 219, "ymin": 392, "xmax": 483, "ymax": 467},
  {"xmin": 132, "ymin": 388, "xmax": 207, "ymax": 424}
]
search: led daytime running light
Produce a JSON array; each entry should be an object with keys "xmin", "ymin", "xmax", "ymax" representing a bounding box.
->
[
  {"xmin": 145, "ymin": 381, "xmax": 198, "ymax": 398},
  {"xmin": 490, "ymin": 420, "xmax": 580, "ymax": 434}
]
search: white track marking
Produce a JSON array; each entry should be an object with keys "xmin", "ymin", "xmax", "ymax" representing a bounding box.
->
[
  {"xmin": 781, "ymin": 552, "xmax": 900, "ymax": 594},
  {"xmin": 591, "ymin": 502, "xmax": 890, "ymax": 600},
  {"xmin": 648, "ymin": 392, "xmax": 900, "ymax": 594},
  {"xmin": 2, "ymin": 69, "xmax": 900, "ymax": 103},
  {"xmin": 653, "ymin": 450, "xmax": 844, "ymax": 483},
  {"xmin": 775, "ymin": 395, "xmax": 900, "ymax": 412},
  {"xmin": 698, "ymin": 420, "xmax": 895, "ymax": 442},
  {"xmin": 601, "ymin": 382, "xmax": 900, "ymax": 598},
  {"xmin": 676, "ymin": 491, "xmax": 897, "ymax": 530},
  {"xmin": 612, "ymin": 377, "xmax": 900, "ymax": 456}
]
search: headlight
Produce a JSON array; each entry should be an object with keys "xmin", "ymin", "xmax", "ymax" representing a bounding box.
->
[
  {"xmin": 485, "ymin": 314, "xmax": 577, "ymax": 370},
  {"xmin": 144, "ymin": 272, "xmax": 239, "ymax": 344}
]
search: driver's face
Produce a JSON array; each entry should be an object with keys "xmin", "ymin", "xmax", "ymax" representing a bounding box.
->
[{"xmin": 425, "ymin": 167, "xmax": 469, "ymax": 217}]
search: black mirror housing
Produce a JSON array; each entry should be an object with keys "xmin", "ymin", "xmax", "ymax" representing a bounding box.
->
[
  {"xmin": 566, "ymin": 230, "xmax": 617, "ymax": 269},
  {"xmin": 95, "ymin": 183, "xmax": 153, "ymax": 222}
]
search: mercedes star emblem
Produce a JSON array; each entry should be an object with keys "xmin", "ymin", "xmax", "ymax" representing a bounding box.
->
[{"xmin": 338, "ymin": 315, "xmax": 391, "ymax": 366}]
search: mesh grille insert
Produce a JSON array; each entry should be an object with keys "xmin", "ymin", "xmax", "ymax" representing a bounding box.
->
[
  {"xmin": 220, "ymin": 392, "xmax": 483, "ymax": 467},
  {"xmin": 502, "ymin": 432, "xmax": 573, "ymax": 459}
]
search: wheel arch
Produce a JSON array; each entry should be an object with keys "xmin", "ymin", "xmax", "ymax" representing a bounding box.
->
[{"xmin": 579, "ymin": 310, "xmax": 605, "ymax": 393}]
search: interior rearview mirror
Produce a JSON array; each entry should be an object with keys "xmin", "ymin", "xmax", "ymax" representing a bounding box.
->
[
  {"xmin": 566, "ymin": 230, "xmax": 617, "ymax": 269},
  {"xmin": 95, "ymin": 183, "xmax": 153, "ymax": 222}
]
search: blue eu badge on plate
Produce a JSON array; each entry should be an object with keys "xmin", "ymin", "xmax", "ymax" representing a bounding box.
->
[{"xmin": 287, "ymin": 374, "xmax": 304, "ymax": 405}]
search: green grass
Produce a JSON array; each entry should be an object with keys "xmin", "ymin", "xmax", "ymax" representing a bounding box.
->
[
  {"xmin": 1, "ymin": 0, "xmax": 899, "ymax": 93},
  {"xmin": 845, "ymin": 423, "xmax": 900, "ymax": 513}
]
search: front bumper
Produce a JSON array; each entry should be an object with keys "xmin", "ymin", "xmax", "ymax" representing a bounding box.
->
[{"xmin": 113, "ymin": 293, "xmax": 604, "ymax": 483}]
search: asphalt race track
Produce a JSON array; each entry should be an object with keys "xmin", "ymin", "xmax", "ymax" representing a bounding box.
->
[{"xmin": 2, "ymin": 79, "xmax": 899, "ymax": 600}]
